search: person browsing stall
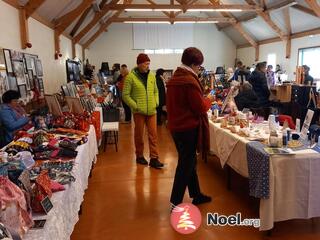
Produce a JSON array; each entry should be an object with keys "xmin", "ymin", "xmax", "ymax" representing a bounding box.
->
[
  {"xmin": 122, "ymin": 53, "xmax": 164, "ymax": 169},
  {"xmin": 166, "ymin": 47, "xmax": 213, "ymax": 207},
  {"xmin": 155, "ymin": 68, "xmax": 166, "ymax": 125},
  {"xmin": 303, "ymin": 65, "xmax": 314, "ymax": 86},
  {"xmin": 0, "ymin": 90, "xmax": 29, "ymax": 145}
]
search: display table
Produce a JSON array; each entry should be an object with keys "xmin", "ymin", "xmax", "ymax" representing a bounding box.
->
[
  {"xmin": 270, "ymin": 85, "xmax": 292, "ymax": 103},
  {"xmin": 209, "ymin": 120, "xmax": 320, "ymax": 231},
  {"xmin": 23, "ymin": 125, "xmax": 98, "ymax": 240}
]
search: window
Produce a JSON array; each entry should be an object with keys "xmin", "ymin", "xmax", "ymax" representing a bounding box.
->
[
  {"xmin": 267, "ymin": 53, "xmax": 276, "ymax": 70},
  {"xmin": 144, "ymin": 49, "xmax": 183, "ymax": 55},
  {"xmin": 298, "ymin": 46, "xmax": 320, "ymax": 79}
]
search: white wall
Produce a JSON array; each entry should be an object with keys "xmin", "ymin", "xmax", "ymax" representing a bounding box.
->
[
  {"xmin": 236, "ymin": 34, "xmax": 320, "ymax": 80},
  {"xmin": 87, "ymin": 23, "xmax": 236, "ymax": 72},
  {"xmin": 0, "ymin": 0, "xmax": 83, "ymax": 94}
]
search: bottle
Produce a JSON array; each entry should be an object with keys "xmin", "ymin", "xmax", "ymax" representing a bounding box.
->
[{"xmin": 282, "ymin": 131, "xmax": 288, "ymax": 148}]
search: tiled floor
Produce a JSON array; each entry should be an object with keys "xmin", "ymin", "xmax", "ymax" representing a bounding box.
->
[{"xmin": 71, "ymin": 123, "xmax": 320, "ymax": 240}]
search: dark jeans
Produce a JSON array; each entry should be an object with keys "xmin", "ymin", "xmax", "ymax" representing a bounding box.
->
[
  {"xmin": 156, "ymin": 106, "xmax": 166, "ymax": 124},
  {"xmin": 170, "ymin": 128, "xmax": 201, "ymax": 206},
  {"xmin": 122, "ymin": 100, "xmax": 131, "ymax": 122}
]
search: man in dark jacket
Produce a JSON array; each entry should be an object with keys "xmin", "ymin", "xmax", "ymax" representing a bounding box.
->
[
  {"xmin": 156, "ymin": 68, "xmax": 166, "ymax": 125},
  {"xmin": 248, "ymin": 62, "xmax": 270, "ymax": 107}
]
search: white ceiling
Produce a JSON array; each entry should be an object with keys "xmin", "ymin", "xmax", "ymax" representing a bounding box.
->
[{"xmin": 17, "ymin": 0, "xmax": 320, "ymax": 46}]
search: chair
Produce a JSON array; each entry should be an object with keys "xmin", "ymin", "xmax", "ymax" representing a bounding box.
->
[{"xmin": 102, "ymin": 122, "xmax": 119, "ymax": 152}]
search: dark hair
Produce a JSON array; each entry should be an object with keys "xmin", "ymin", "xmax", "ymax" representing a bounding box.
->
[
  {"xmin": 256, "ymin": 62, "xmax": 267, "ymax": 71},
  {"xmin": 267, "ymin": 65, "xmax": 273, "ymax": 69},
  {"xmin": 236, "ymin": 61, "xmax": 243, "ymax": 66},
  {"xmin": 121, "ymin": 64, "xmax": 127, "ymax": 68},
  {"xmin": 302, "ymin": 65, "xmax": 310, "ymax": 71},
  {"xmin": 156, "ymin": 68, "xmax": 165, "ymax": 77},
  {"xmin": 2, "ymin": 90, "xmax": 21, "ymax": 104},
  {"xmin": 181, "ymin": 47, "xmax": 204, "ymax": 67}
]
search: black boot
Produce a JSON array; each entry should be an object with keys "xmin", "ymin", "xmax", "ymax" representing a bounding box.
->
[
  {"xmin": 149, "ymin": 158, "xmax": 164, "ymax": 169},
  {"xmin": 136, "ymin": 157, "xmax": 148, "ymax": 165},
  {"xmin": 192, "ymin": 194, "xmax": 212, "ymax": 205}
]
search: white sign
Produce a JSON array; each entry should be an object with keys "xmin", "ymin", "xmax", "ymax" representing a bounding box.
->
[{"xmin": 300, "ymin": 109, "xmax": 314, "ymax": 140}]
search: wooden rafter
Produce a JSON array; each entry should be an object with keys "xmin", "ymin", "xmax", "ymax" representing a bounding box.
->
[
  {"xmin": 73, "ymin": 0, "xmax": 119, "ymax": 44},
  {"xmin": 219, "ymin": 0, "xmax": 296, "ymax": 30},
  {"xmin": 237, "ymin": 26, "xmax": 320, "ymax": 49},
  {"xmin": 283, "ymin": 7, "xmax": 291, "ymax": 58},
  {"xmin": 111, "ymin": 17, "xmax": 235, "ymax": 23},
  {"xmin": 83, "ymin": 0, "xmax": 134, "ymax": 49},
  {"xmin": 106, "ymin": 4, "xmax": 262, "ymax": 11},
  {"xmin": 24, "ymin": 0, "xmax": 45, "ymax": 18},
  {"xmin": 70, "ymin": 6, "xmax": 92, "ymax": 37},
  {"xmin": 305, "ymin": 0, "xmax": 320, "ymax": 17},
  {"xmin": 291, "ymin": 4, "xmax": 318, "ymax": 18},
  {"xmin": 54, "ymin": 0, "xmax": 93, "ymax": 35},
  {"xmin": 245, "ymin": 0, "xmax": 287, "ymax": 41},
  {"xmin": 146, "ymin": 0, "xmax": 170, "ymax": 18}
]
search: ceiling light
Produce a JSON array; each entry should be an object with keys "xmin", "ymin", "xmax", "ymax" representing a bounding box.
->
[
  {"xmin": 125, "ymin": 9, "xmax": 153, "ymax": 12},
  {"xmin": 148, "ymin": 21, "xmax": 171, "ymax": 24},
  {"xmin": 123, "ymin": 21, "xmax": 148, "ymax": 23},
  {"xmin": 197, "ymin": 21, "xmax": 218, "ymax": 23},
  {"xmin": 154, "ymin": 9, "xmax": 181, "ymax": 12},
  {"xmin": 174, "ymin": 21, "xmax": 197, "ymax": 24},
  {"xmin": 187, "ymin": 9, "xmax": 242, "ymax": 12}
]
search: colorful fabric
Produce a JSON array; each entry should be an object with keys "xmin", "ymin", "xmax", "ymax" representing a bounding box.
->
[
  {"xmin": 246, "ymin": 141, "xmax": 270, "ymax": 199},
  {"xmin": 122, "ymin": 68, "xmax": 159, "ymax": 116}
]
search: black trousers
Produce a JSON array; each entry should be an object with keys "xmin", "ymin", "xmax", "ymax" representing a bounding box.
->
[
  {"xmin": 156, "ymin": 106, "xmax": 164, "ymax": 124},
  {"xmin": 170, "ymin": 128, "xmax": 201, "ymax": 206},
  {"xmin": 122, "ymin": 100, "xmax": 131, "ymax": 121}
]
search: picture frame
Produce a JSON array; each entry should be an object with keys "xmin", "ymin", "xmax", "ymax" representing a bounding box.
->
[
  {"xmin": 65, "ymin": 96, "xmax": 84, "ymax": 114},
  {"xmin": 61, "ymin": 85, "xmax": 70, "ymax": 96},
  {"xmin": 44, "ymin": 94, "xmax": 63, "ymax": 116},
  {"xmin": 18, "ymin": 84, "xmax": 27, "ymax": 99},
  {"xmin": 0, "ymin": 70, "xmax": 9, "ymax": 99},
  {"xmin": 27, "ymin": 70, "xmax": 34, "ymax": 89},
  {"xmin": 3, "ymin": 49, "xmax": 13, "ymax": 73},
  {"xmin": 22, "ymin": 57, "xmax": 28, "ymax": 74},
  {"xmin": 7, "ymin": 73, "xmax": 18, "ymax": 91},
  {"xmin": 10, "ymin": 50, "xmax": 23, "ymax": 61},
  {"xmin": 25, "ymin": 75, "xmax": 30, "ymax": 91},
  {"xmin": 35, "ymin": 59, "xmax": 43, "ymax": 77},
  {"xmin": 24, "ymin": 54, "xmax": 33, "ymax": 70},
  {"xmin": 12, "ymin": 60, "xmax": 26, "ymax": 85}
]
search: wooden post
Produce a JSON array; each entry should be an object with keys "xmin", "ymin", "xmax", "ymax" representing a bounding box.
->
[
  {"xmin": 54, "ymin": 30, "xmax": 60, "ymax": 60},
  {"xmin": 19, "ymin": 7, "xmax": 29, "ymax": 49},
  {"xmin": 72, "ymin": 42, "xmax": 76, "ymax": 59},
  {"xmin": 255, "ymin": 45, "xmax": 259, "ymax": 62}
]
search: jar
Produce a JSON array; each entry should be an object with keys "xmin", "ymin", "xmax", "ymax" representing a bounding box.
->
[{"xmin": 269, "ymin": 130, "xmax": 278, "ymax": 147}]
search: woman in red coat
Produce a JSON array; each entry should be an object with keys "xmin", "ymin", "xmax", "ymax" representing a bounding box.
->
[{"xmin": 167, "ymin": 47, "xmax": 213, "ymax": 207}]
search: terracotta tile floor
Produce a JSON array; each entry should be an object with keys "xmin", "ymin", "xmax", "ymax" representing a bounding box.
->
[{"xmin": 71, "ymin": 124, "xmax": 320, "ymax": 240}]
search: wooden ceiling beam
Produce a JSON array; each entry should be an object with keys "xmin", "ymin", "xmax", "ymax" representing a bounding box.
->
[
  {"xmin": 24, "ymin": 0, "xmax": 46, "ymax": 18},
  {"xmin": 70, "ymin": 6, "xmax": 92, "ymax": 37},
  {"xmin": 291, "ymin": 4, "xmax": 318, "ymax": 17},
  {"xmin": 283, "ymin": 8, "xmax": 291, "ymax": 58},
  {"xmin": 305, "ymin": 0, "xmax": 320, "ymax": 17},
  {"xmin": 106, "ymin": 4, "xmax": 262, "ymax": 11},
  {"xmin": 54, "ymin": 0, "xmax": 93, "ymax": 35},
  {"xmin": 110, "ymin": 17, "xmax": 235, "ymax": 23},
  {"xmin": 83, "ymin": 0, "xmax": 134, "ymax": 49},
  {"xmin": 245, "ymin": 0, "xmax": 287, "ymax": 41},
  {"xmin": 146, "ymin": 0, "xmax": 170, "ymax": 18},
  {"xmin": 19, "ymin": 7, "xmax": 30, "ymax": 49},
  {"xmin": 73, "ymin": 0, "xmax": 119, "ymax": 44}
]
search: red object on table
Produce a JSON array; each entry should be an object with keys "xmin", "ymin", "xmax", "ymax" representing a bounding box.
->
[{"xmin": 278, "ymin": 115, "xmax": 296, "ymax": 130}]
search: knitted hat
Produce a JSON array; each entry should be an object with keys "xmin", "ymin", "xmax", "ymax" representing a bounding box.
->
[{"xmin": 137, "ymin": 53, "xmax": 150, "ymax": 65}]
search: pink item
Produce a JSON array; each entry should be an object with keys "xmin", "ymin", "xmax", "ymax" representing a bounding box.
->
[
  {"xmin": 51, "ymin": 180, "xmax": 65, "ymax": 192},
  {"xmin": 0, "ymin": 176, "xmax": 33, "ymax": 237}
]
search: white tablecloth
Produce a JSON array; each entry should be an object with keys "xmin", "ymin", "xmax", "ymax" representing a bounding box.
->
[
  {"xmin": 209, "ymin": 120, "xmax": 320, "ymax": 231},
  {"xmin": 23, "ymin": 125, "xmax": 98, "ymax": 240}
]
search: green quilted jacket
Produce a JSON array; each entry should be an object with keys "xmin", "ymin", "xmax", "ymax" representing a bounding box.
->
[{"xmin": 122, "ymin": 68, "xmax": 159, "ymax": 116}]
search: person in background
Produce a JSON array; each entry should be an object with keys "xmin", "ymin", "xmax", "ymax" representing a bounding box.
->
[
  {"xmin": 112, "ymin": 63, "xmax": 121, "ymax": 84},
  {"xmin": 232, "ymin": 61, "xmax": 243, "ymax": 81},
  {"xmin": 0, "ymin": 90, "xmax": 29, "ymax": 145},
  {"xmin": 234, "ymin": 82, "xmax": 259, "ymax": 111},
  {"xmin": 117, "ymin": 64, "xmax": 131, "ymax": 123},
  {"xmin": 123, "ymin": 53, "xmax": 164, "ymax": 169},
  {"xmin": 155, "ymin": 68, "xmax": 166, "ymax": 125},
  {"xmin": 303, "ymin": 65, "xmax": 314, "ymax": 85},
  {"xmin": 167, "ymin": 47, "xmax": 213, "ymax": 208},
  {"xmin": 266, "ymin": 65, "xmax": 275, "ymax": 88},
  {"xmin": 248, "ymin": 62, "xmax": 270, "ymax": 107}
]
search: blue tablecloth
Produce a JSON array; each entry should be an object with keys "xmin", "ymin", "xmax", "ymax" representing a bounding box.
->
[{"xmin": 246, "ymin": 141, "xmax": 270, "ymax": 199}]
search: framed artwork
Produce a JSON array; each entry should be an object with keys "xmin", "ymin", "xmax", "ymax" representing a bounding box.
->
[
  {"xmin": 11, "ymin": 50, "xmax": 23, "ymax": 61},
  {"xmin": 61, "ymin": 85, "xmax": 70, "ymax": 96},
  {"xmin": 25, "ymin": 75, "xmax": 30, "ymax": 91},
  {"xmin": 0, "ymin": 69, "xmax": 9, "ymax": 97},
  {"xmin": 24, "ymin": 54, "xmax": 33, "ymax": 70},
  {"xmin": 44, "ymin": 94, "xmax": 63, "ymax": 116},
  {"xmin": 12, "ymin": 61, "xmax": 26, "ymax": 85},
  {"xmin": 38, "ymin": 78, "xmax": 44, "ymax": 90},
  {"xmin": 18, "ymin": 84, "xmax": 27, "ymax": 99},
  {"xmin": 7, "ymin": 73, "xmax": 18, "ymax": 91},
  {"xmin": 35, "ymin": 59, "xmax": 43, "ymax": 77},
  {"xmin": 30, "ymin": 57, "xmax": 36, "ymax": 75},
  {"xmin": 27, "ymin": 70, "xmax": 34, "ymax": 89},
  {"xmin": 22, "ymin": 57, "xmax": 28, "ymax": 74},
  {"xmin": 65, "ymin": 96, "xmax": 84, "ymax": 114},
  {"xmin": 3, "ymin": 49, "xmax": 13, "ymax": 73}
]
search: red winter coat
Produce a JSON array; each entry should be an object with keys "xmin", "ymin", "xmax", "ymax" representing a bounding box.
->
[{"xmin": 166, "ymin": 67, "xmax": 211, "ymax": 154}]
